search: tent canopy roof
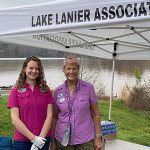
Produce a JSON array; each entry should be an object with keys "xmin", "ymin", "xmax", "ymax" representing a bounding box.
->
[{"xmin": 0, "ymin": 0, "xmax": 150, "ymax": 60}]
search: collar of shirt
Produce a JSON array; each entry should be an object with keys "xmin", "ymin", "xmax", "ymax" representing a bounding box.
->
[
  {"xmin": 24, "ymin": 82, "xmax": 38, "ymax": 91},
  {"xmin": 64, "ymin": 78, "xmax": 80, "ymax": 93}
]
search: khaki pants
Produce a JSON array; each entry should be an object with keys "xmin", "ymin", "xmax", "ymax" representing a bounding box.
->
[{"xmin": 56, "ymin": 139, "xmax": 95, "ymax": 150}]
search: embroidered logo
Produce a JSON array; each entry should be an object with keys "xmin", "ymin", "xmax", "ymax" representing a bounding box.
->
[
  {"xmin": 58, "ymin": 93, "xmax": 65, "ymax": 102},
  {"xmin": 18, "ymin": 88, "xmax": 26, "ymax": 93}
]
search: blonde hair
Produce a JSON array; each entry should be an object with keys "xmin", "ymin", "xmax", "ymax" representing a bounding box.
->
[{"xmin": 63, "ymin": 56, "xmax": 80, "ymax": 68}]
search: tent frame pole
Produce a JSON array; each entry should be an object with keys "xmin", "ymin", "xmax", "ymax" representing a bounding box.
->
[{"xmin": 108, "ymin": 43, "xmax": 117, "ymax": 121}]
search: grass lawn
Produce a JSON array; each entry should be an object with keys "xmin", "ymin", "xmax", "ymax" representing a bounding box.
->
[
  {"xmin": 0, "ymin": 96, "xmax": 150, "ymax": 146},
  {"xmin": 99, "ymin": 100, "xmax": 150, "ymax": 146},
  {"xmin": 0, "ymin": 96, "xmax": 13, "ymax": 137}
]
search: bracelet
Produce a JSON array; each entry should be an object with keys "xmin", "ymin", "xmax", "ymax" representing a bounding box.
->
[{"xmin": 95, "ymin": 133, "xmax": 102, "ymax": 137}]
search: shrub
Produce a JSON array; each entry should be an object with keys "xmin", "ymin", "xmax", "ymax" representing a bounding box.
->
[
  {"xmin": 127, "ymin": 86, "xmax": 150, "ymax": 110},
  {"xmin": 121, "ymin": 67, "xmax": 150, "ymax": 110}
]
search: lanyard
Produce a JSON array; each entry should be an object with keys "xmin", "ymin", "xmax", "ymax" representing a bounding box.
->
[
  {"xmin": 66, "ymin": 86, "xmax": 76, "ymax": 118},
  {"xmin": 67, "ymin": 96, "xmax": 73, "ymax": 117},
  {"xmin": 66, "ymin": 96, "xmax": 73, "ymax": 124}
]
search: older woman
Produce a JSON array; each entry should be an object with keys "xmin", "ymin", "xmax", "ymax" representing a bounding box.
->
[{"xmin": 51, "ymin": 56, "xmax": 102, "ymax": 150}]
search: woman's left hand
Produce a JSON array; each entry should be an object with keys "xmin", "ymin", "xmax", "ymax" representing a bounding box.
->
[{"xmin": 94, "ymin": 136, "xmax": 103, "ymax": 150}]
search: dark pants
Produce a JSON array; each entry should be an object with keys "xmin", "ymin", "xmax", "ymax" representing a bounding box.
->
[
  {"xmin": 56, "ymin": 139, "xmax": 95, "ymax": 150},
  {"xmin": 13, "ymin": 137, "xmax": 50, "ymax": 150}
]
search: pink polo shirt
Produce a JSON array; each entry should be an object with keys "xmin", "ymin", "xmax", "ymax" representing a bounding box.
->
[
  {"xmin": 7, "ymin": 83, "xmax": 53, "ymax": 141},
  {"xmin": 53, "ymin": 79, "xmax": 98, "ymax": 145}
]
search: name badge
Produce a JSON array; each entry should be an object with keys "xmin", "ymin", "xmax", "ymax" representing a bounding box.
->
[
  {"xmin": 18, "ymin": 88, "xmax": 26, "ymax": 93},
  {"xmin": 58, "ymin": 93, "xmax": 65, "ymax": 102}
]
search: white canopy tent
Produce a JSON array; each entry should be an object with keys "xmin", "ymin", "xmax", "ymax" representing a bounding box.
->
[{"xmin": 0, "ymin": 0, "xmax": 150, "ymax": 120}]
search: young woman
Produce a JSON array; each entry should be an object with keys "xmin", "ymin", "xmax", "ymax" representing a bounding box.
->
[
  {"xmin": 51, "ymin": 56, "xmax": 103, "ymax": 150},
  {"xmin": 7, "ymin": 56, "xmax": 53, "ymax": 150}
]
